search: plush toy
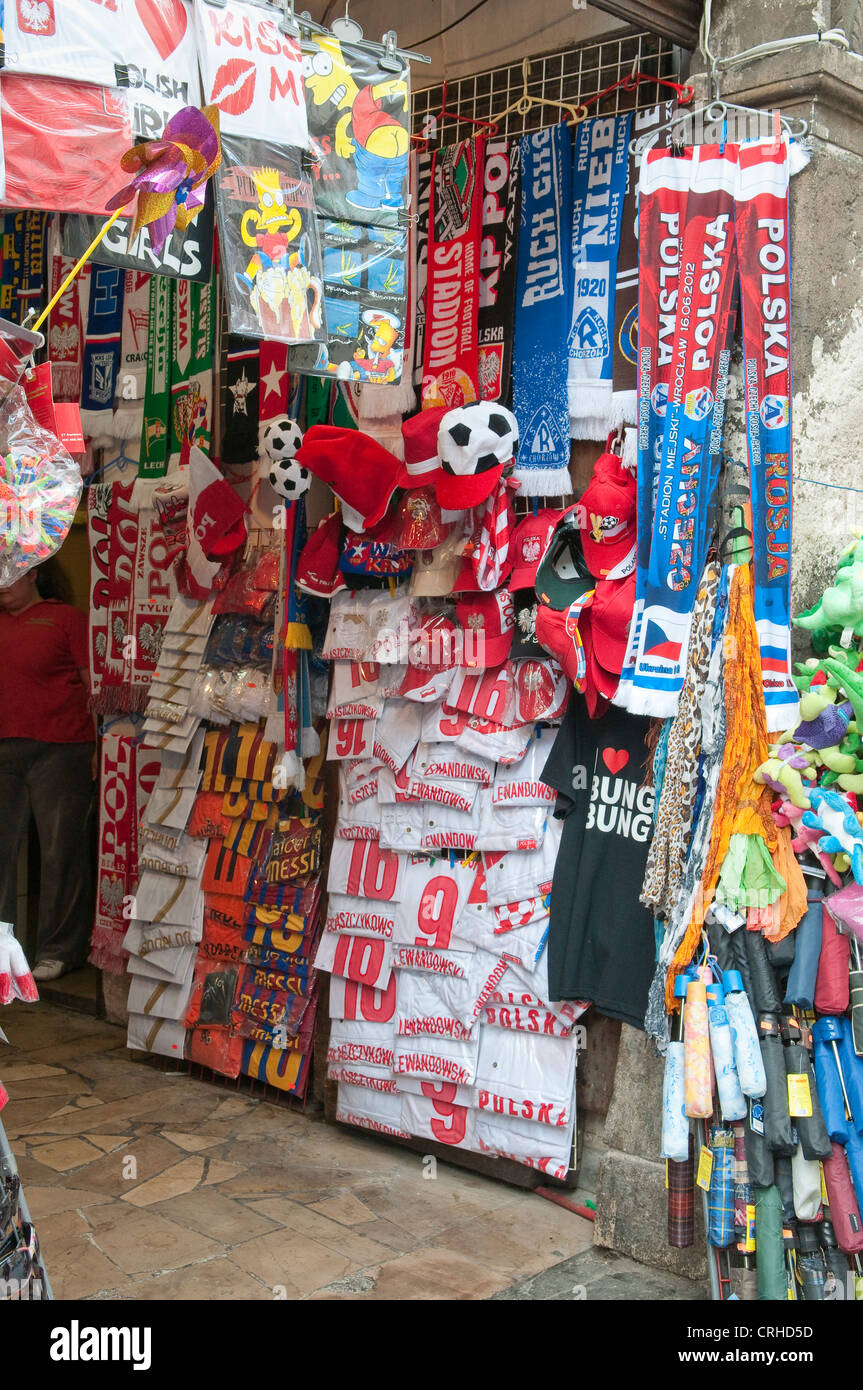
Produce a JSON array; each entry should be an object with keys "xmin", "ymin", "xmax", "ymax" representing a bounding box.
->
[
  {"xmin": 794, "ymin": 533, "xmax": 863, "ymax": 645},
  {"xmin": 802, "ymin": 787, "xmax": 863, "ymax": 885},
  {"xmin": 755, "ymin": 745, "xmax": 818, "ymax": 808}
]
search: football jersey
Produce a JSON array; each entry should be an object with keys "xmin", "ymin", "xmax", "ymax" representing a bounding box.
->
[
  {"xmin": 322, "ymin": 590, "xmax": 377, "ymax": 660},
  {"xmin": 372, "ymin": 700, "xmax": 424, "ymax": 772},
  {"xmin": 395, "ymin": 968, "xmax": 476, "ymax": 1042},
  {"xmin": 327, "ymin": 717, "xmax": 377, "ymax": 762},
  {"xmin": 482, "ymin": 814, "xmax": 562, "ymax": 905},
  {"xmin": 328, "ymin": 1061, "xmax": 400, "ymax": 1094},
  {"xmin": 475, "ymin": 1110, "xmax": 574, "ymax": 1179},
  {"xmin": 315, "ymin": 931, "xmax": 393, "ymax": 990},
  {"xmin": 491, "ymin": 731, "xmax": 559, "ymax": 809},
  {"xmin": 475, "ymin": 1027, "xmax": 577, "ymax": 1128},
  {"xmin": 492, "ymin": 916, "xmax": 550, "ymax": 972},
  {"xmin": 134, "ymin": 872, "xmax": 204, "ymax": 930},
  {"xmin": 420, "ymin": 702, "xmax": 532, "ymax": 765},
  {"xmin": 413, "ymin": 742, "xmax": 494, "ymax": 786},
  {"xmin": 377, "ymin": 765, "xmax": 479, "ymax": 815},
  {"xmin": 379, "ymin": 803, "xmax": 425, "ymax": 851},
  {"xmin": 400, "ymin": 1088, "xmax": 479, "ymax": 1152},
  {"xmin": 392, "ymin": 856, "xmax": 477, "ymax": 952},
  {"xmin": 394, "ymin": 1073, "xmax": 478, "ymax": 1108},
  {"xmin": 329, "ymin": 972, "xmax": 397, "ymax": 1023},
  {"xmin": 126, "ymin": 1012, "xmax": 187, "ymax": 1060},
  {"xmin": 127, "ymin": 960, "xmax": 196, "ymax": 1022},
  {"xmin": 325, "ymin": 894, "xmax": 396, "ymax": 940},
  {"xmin": 447, "ymin": 663, "xmax": 515, "ymax": 725},
  {"xmin": 504, "ymin": 951, "xmax": 590, "ymax": 1026},
  {"xmin": 137, "ymin": 834, "xmax": 207, "ymax": 879},
  {"xmin": 482, "ymin": 994, "xmax": 574, "ymax": 1038},
  {"xmin": 393, "ymin": 1032, "xmax": 481, "ymax": 1088},
  {"xmin": 336, "ymin": 1082, "xmax": 410, "ymax": 1138},
  {"xmin": 346, "ymin": 762, "xmax": 381, "ymax": 805},
  {"xmin": 335, "ymin": 777, "xmax": 381, "ymax": 839},
  {"xmin": 327, "ymin": 837, "xmax": 406, "ymax": 901},
  {"xmin": 143, "ymin": 784, "xmax": 198, "ymax": 833},
  {"xmin": 395, "ymin": 944, "xmax": 509, "ymax": 1031},
  {"xmin": 327, "ymin": 661, "xmax": 385, "ymax": 720},
  {"xmin": 327, "ymin": 1018, "xmax": 396, "ymax": 1069}
]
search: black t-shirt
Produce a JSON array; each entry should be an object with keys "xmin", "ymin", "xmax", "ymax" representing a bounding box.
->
[{"xmin": 540, "ymin": 692, "xmax": 657, "ymax": 1030}]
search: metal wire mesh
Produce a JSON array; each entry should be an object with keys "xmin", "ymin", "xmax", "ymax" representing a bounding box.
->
[{"xmin": 412, "ymin": 29, "xmax": 679, "ymax": 140}]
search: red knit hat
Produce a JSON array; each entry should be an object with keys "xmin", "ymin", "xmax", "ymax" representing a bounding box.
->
[
  {"xmin": 397, "ymin": 407, "xmax": 448, "ymax": 489},
  {"xmin": 296, "ymin": 512, "xmax": 345, "ymax": 597},
  {"xmin": 295, "ymin": 426, "xmax": 402, "ymax": 532},
  {"xmin": 578, "ymin": 444, "xmax": 636, "ymax": 580}
]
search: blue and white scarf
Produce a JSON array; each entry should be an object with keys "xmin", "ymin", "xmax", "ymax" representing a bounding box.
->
[
  {"xmin": 512, "ymin": 123, "xmax": 572, "ymax": 497},
  {"xmin": 81, "ymin": 266, "xmax": 125, "ymax": 445},
  {"xmin": 567, "ymin": 112, "xmax": 631, "ymax": 439}
]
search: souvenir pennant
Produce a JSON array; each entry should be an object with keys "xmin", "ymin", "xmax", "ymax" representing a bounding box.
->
[
  {"xmin": 567, "ymin": 112, "xmax": 631, "ymax": 436},
  {"xmin": 512, "ymin": 123, "xmax": 572, "ymax": 496},
  {"xmin": 421, "ymin": 137, "xmax": 483, "ymax": 410}
]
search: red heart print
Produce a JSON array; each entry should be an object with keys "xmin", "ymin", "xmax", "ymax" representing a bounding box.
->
[
  {"xmin": 136, "ymin": 0, "xmax": 187, "ymax": 62},
  {"xmin": 602, "ymin": 748, "xmax": 629, "ymax": 775}
]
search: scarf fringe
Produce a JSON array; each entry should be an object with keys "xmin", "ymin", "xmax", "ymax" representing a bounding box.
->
[
  {"xmin": 80, "ymin": 409, "xmax": 115, "ymax": 448},
  {"xmin": 608, "ymin": 390, "xmax": 637, "ymax": 431},
  {"xmin": 512, "ymin": 465, "xmax": 572, "ymax": 498},
  {"xmin": 568, "ymin": 383, "xmax": 613, "ymax": 421},
  {"xmin": 359, "ymin": 378, "xmax": 416, "ymax": 418},
  {"xmin": 621, "ymin": 425, "xmax": 638, "ymax": 472},
  {"xmin": 113, "ymin": 404, "xmax": 144, "ymax": 441}
]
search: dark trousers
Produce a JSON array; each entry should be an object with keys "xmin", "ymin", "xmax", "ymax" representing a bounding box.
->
[{"xmin": 0, "ymin": 739, "xmax": 95, "ymax": 968}]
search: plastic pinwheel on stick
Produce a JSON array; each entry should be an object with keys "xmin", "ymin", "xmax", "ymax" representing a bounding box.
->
[{"xmin": 30, "ymin": 106, "xmax": 222, "ymax": 336}]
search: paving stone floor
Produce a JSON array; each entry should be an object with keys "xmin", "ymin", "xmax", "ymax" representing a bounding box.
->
[{"xmin": 1, "ymin": 1001, "xmax": 705, "ymax": 1301}]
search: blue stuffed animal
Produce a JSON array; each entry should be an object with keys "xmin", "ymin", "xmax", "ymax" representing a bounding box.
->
[{"xmin": 802, "ymin": 787, "xmax": 863, "ymax": 884}]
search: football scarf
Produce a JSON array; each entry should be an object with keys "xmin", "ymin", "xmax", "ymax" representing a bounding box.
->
[
  {"xmin": 81, "ymin": 266, "xmax": 125, "ymax": 443},
  {"xmin": 412, "ymin": 147, "xmax": 434, "ymax": 390},
  {"xmin": 101, "ymin": 480, "xmax": 139, "ymax": 709},
  {"xmin": 735, "ymin": 138, "xmax": 796, "ymax": 732},
  {"xmin": 47, "ymin": 228, "xmax": 87, "ymax": 403},
  {"xmin": 139, "ymin": 273, "xmax": 174, "ymax": 479},
  {"xmin": 421, "ymin": 137, "xmax": 484, "ymax": 409},
  {"xmin": 567, "ymin": 113, "xmax": 631, "ymax": 436},
  {"xmin": 221, "ymin": 335, "xmax": 260, "ymax": 464},
  {"xmin": 512, "ymin": 123, "xmax": 572, "ymax": 496},
  {"xmin": 258, "ymin": 342, "xmax": 289, "ymax": 424},
  {"xmin": 611, "ymin": 100, "xmax": 677, "ymax": 428},
  {"xmin": 624, "ymin": 144, "xmax": 738, "ymax": 717},
  {"xmin": 170, "ymin": 274, "xmax": 215, "ymax": 464},
  {"xmin": 477, "ymin": 137, "xmax": 520, "ymax": 403},
  {"xmin": 616, "ymin": 145, "xmax": 689, "ymax": 711},
  {"xmin": 90, "ymin": 730, "xmax": 141, "ymax": 974},
  {"xmin": 87, "ymin": 482, "xmax": 112, "ymax": 701},
  {"xmin": 113, "ymin": 270, "xmax": 150, "ymax": 441}
]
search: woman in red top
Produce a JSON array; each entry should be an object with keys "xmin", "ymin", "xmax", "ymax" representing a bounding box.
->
[{"xmin": 0, "ymin": 563, "xmax": 96, "ymax": 981}]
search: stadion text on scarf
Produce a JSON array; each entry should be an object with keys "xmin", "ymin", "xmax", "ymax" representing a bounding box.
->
[{"xmin": 618, "ymin": 138, "xmax": 796, "ymax": 731}]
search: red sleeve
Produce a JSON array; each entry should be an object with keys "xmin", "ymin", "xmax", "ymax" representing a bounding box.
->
[{"xmin": 64, "ymin": 604, "xmax": 89, "ymax": 670}]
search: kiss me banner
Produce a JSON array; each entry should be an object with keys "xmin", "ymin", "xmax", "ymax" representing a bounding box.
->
[{"xmin": 194, "ymin": 0, "xmax": 308, "ymax": 148}]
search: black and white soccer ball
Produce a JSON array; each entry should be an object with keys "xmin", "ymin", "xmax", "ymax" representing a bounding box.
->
[
  {"xmin": 261, "ymin": 416, "xmax": 304, "ymax": 464},
  {"xmin": 267, "ymin": 454, "xmax": 311, "ymax": 501},
  {"xmin": 438, "ymin": 401, "xmax": 519, "ymax": 477}
]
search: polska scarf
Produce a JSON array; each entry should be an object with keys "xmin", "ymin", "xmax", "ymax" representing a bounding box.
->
[
  {"xmin": 477, "ymin": 136, "xmax": 520, "ymax": 403},
  {"xmin": 81, "ymin": 265, "xmax": 125, "ymax": 445},
  {"xmin": 421, "ymin": 137, "xmax": 484, "ymax": 409},
  {"xmin": 623, "ymin": 144, "xmax": 738, "ymax": 717},
  {"xmin": 567, "ymin": 113, "xmax": 631, "ymax": 437},
  {"xmin": 46, "ymin": 219, "xmax": 87, "ymax": 402},
  {"xmin": 512, "ymin": 123, "xmax": 572, "ymax": 497},
  {"xmin": 87, "ymin": 482, "xmax": 112, "ymax": 702},
  {"xmin": 736, "ymin": 137, "xmax": 797, "ymax": 733},
  {"xmin": 139, "ymin": 273, "xmax": 173, "ymax": 479}
]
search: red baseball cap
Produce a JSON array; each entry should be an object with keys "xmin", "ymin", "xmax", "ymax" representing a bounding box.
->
[
  {"xmin": 296, "ymin": 511, "xmax": 345, "ymax": 597},
  {"xmin": 393, "ymin": 485, "xmax": 450, "ymax": 551},
  {"xmin": 295, "ymin": 426, "xmax": 402, "ymax": 532},
  {"xmin": 535, "ymin": 593, "xmax": 592, "ymax": 689},
  {"xmin": 590, "ymin": 573, "xmax": 636, "ymax": 676},
  {"xmin": 508, "ymin": 509, "xmax": 560, "ymax": 589},
  {"xmin": 578, "ymin": 445, "xmax": 636, "ymax": 580},
  {"xmin": 456, "ymin": 589, "xmax": 514, "ymax": 668}
]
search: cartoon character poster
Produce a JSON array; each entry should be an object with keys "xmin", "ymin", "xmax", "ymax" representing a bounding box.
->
[
  {"xmin": 302, "ymin": 35, "xmax": 410, "ymax": 228},
  {"xmin": 288, "ymin": 218, "xmax": 407, "ymax": 384},
  {"xmin": 215, "ymin": 135, "xmax": 326, "ymax": 345}
]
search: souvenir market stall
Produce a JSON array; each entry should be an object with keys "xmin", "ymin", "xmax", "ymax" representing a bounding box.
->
[{"xmin": 0, "ymin": 0, "xmax": 861, "ymax": 1302}]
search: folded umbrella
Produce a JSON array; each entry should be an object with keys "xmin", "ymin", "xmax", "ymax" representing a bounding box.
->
[
  {"xmin": 784, "ymin": 1039, "xmax": 832, "ymax": 1160},
  {"xmin": 754, "ymin": 1184, "xmax": 787, "ymax": 1300},
  {"xmin": 790, "ymin": 1142, "xmax": 823, "ymax": 1221},
  {"xmin": 822, "ymin": 1141, "xmax": 863, "ymax": 1254},
  {"xmin": 668, "ymin": 1132, "xmax": 696, "ymax": 1250},
  {"xmin": 784, "ymin": 886, "xmax": 824, "ymax": 1010},
  {"xmin": 743, "ymin": 928, "xmax": 784, "ymax": 1014},
  {"xmin": 760, "ymin": 1016, "xmax": 795, "ymax": 1154},
  {"xmin": 815, "ymin": 900, "xmax": 851, "ymax": 1014},
  {"xmin": 708, "ymin": 1127, "xmax": 736, "ymax": 1248}
]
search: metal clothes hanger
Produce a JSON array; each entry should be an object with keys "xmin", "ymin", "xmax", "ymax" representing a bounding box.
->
[
  {"xmin": 629, "ymin": 98, "xmax": 809, "ymax": 156},
  {"xmin": 489, "ymin": 57, "xmax": 587, "ymax": 129}
]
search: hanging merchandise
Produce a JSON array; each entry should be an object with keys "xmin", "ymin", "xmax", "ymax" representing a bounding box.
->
[
  {"xmin": 193, "ymin": 0, "xmax": 308, "ymax": 150},
  {"xmin": 302, "ymin": 33, "xmax": 410, "ymax": 225},
  {"xmin": 112, "ymin": 270, "xmax": 151, "ymax": 441},
  {"xmin": 421, "ymin": 138, "xmax": 484, "ymax": 409},
  {"xmin": 477, "ymin": 136, "xmax": 520, "ymax": 404},
  {"xmin": 411, "ymin": 147, "xmax": 434, "ymax": 391},
  {"xmin": 221, "ymin": 336, "xmax": 260, "ymax": 466},
  {"xmin": 735, "ymin": 138, "xmax": 796, "ymax": 732},
  {"xmin": 0, "ymin": 379, "xmax": 83, "ymax": 589},
  {"xmin": 216, "ymin": 137, "xmax": 325, "ymax": 344},
  {"xmin": 567, "ymin": 112, "xmax": 632, "ymax": 438},
  {"xmin": 80, "ymin": 265, "xmax": 126, "ymax": 445},
  {"xmin": 90, "ymin": 728, "xmax": 160, "ymax": 975},
  {"xmin": 169, "ymin": 272, "xmax": 216, "ymax": 463},
  {"xmin": 46, "ymin": 224, "xmax": 88, "ymax": 403},
  {"xmin": 512, "ymin": 123, "xmax": 572, "ymax": 497},
  {"xmin": 138, "ymin": 273, "xmax": 174, "ymax": 478},
  {"xmin": 63, "ymin": 188, "xmax": 216, "ymax": 284}
]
